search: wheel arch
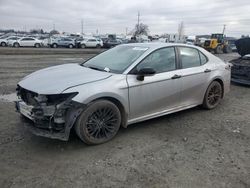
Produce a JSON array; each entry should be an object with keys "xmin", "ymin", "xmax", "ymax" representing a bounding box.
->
[
  {"xmin": 210, "ymin": 77, "xmax": 225, "ymax": 98},
  {"xmin": 90, "ymin": 96, "xmax": 128, "ymax": 128}
]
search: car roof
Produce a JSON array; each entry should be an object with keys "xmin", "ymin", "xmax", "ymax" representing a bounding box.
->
[{"xmin": 122, "ymin": 42, "xmax": 202, "ymax": 51}]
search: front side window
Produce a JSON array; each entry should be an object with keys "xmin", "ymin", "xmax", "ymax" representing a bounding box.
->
[
  {"xmin": 179, "ymin": 47, "xmax": 200, "ymax": 69},
  {"xmin": 136, "ymin": 47, "xmax": 176, "ymax": 73}
]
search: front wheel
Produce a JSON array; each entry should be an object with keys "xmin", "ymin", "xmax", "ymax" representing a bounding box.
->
[
  {"xmin": 75, "ymin": 100, "xmax": 121, "ymax": 145},
  {"xmin": 202, "ymin": 81, "xmax": 222, "ymax": 109},
  {"xmin": 69, "ymin": 44, "xmax": 73, "ymax": 48},
  {"xmin": 81, "ymin": 44, "xmax": 86, "ymax": 49}
]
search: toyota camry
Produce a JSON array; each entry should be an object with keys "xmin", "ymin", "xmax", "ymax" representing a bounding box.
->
[{"xmin": 15, "ymin": 43, "xmax": 231, "ymax": 144}]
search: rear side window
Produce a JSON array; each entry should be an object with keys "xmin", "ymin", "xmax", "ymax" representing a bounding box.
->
[
  {"xmin": 199, "ymin": 52, "xmax": 208, "ymax": 65},
  {"xmin": 179, "ymin": 47, "xmax": 200, "ymax": 69}
]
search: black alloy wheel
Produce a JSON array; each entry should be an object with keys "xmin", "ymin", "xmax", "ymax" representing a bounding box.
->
[
  {"xmin": 202, "ymin": 81, "xmax": 222, "ymax": 109},
  {"xmin": 75, "ymin": 100, "xmax": 121, "ymax": 145}
]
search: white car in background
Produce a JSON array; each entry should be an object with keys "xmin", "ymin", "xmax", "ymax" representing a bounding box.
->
[
  {"xmin": 7, "ymin": 36, "xmax": 21, "ymax": 46},
  {"xmin": 13, "ymin": 37, "xmax": 43, "ymax": 48},
  {"xmin": 0, "ymin": 36, "xmax": 20, "ymax": 47},
  {"xmin": 0, "ymin": 37, "xmax": 8, "ymax": 46},
  {"xmin": 80, "ymin": 38, "xmax": 103, "ymax": 48}
]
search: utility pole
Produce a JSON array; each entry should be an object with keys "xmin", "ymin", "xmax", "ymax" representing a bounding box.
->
[
  {"xmin": 125, "ymin": 27, "xmax": 128, "ymax": 35},
  {"xmin": 137, "ymin": 11, "xmax": 140, "ymax": 36},
  {"xmin": 222, "ymin": 24, "xmax": 226, "ymax": 35},
  {"xmin": 53, "ymin": 23, "xmax": 55, "ymax": 30},
  {"xmin": 81, "ymin": 19, "xmax": 84, "ymax": 35},
  {"xmin": 137, "ymin": 11, "xmax": 140, "ymax": 26}
]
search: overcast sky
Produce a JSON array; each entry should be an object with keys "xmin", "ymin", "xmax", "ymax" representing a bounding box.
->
[{"xmin": 0, "ymin": 0, "xmax": 249, "ymax": 37}]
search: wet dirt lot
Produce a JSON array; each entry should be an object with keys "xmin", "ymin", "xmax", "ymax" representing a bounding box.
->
[{"xmin": 0, "ymin": 49, "xmax": 249, "ymax": 188}]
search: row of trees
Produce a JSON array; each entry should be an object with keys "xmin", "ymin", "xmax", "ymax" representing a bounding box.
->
[{"xmin": 1, "ymin": 22, "xmax": 150, "ymax": 36}]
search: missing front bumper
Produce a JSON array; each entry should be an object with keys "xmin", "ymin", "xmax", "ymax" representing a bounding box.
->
[{"xmin": 15, "ymin": 100, "xmax": 84, "ymax": 141}]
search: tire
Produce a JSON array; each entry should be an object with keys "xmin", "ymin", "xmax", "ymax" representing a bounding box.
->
[
  {"xmin": 69, "ymin": 44, "xmax": 73, "ymax": 48},
  {"xmin": 52, "ymin": 43, "xmax": 58, "ymax": 48},
  {"xmin": 202, "ymin": 81, "xmax": 223, "ymax": 109},
  {"xmin": 215, "ymin": 45, "xmax": 223, "ymax": 54},
  {"xmin": 1, "ymin": 42, "xmax": 7, "ymax": 47},
  {"xmin": 75, "ymin": 100, "xmax": 121, "ymax": 145},
  {"xmin": 14, "ymin": 42, "xmax": 20, "ymax": 48},
  {"xmin": 96, "ymin": 44, "xmax": 101, "ymax": 48},
  {"xmin": 81, "ymin": 44, "xmax": 86, "ymax": 49},
  {"xmin": 223, "ymin": 45, "xmax": 232, "ymax": 53},
  {"xmin": 34, "ymin": 43, "xmax": 40, "ymax": 48}
]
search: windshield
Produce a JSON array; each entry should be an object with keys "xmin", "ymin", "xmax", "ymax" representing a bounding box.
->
[{"xmin": 82, "ymin": 45, "xmax": 148, "ymax": 73}]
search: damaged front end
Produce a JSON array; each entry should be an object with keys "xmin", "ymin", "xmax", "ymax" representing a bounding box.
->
[{"xmin": 15, "ymin": 85, "xmax": 84, "ymax": 141}]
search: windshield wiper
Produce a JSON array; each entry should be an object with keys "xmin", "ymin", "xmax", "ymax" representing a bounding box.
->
[{"xmin": 87, "ymin": 66, "xmax": 107, "ymax": 72}]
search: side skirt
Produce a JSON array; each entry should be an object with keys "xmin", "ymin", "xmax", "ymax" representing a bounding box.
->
[{"xmin": 127, "ymin": 103, "xmax": 200, "ymax": 125}]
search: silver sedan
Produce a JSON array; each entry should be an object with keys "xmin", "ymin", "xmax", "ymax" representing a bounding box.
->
[{"xmin": 15, "ymin": 43, "xmax": 231, "ymax": 144}]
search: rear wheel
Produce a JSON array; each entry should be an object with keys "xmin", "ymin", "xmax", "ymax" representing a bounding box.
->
[
  {"xmin": 34, "ymin": 43, "xmax": 40, "ymax": 48},
  {"xmin": 96, "ymin": 44, "xmax": 101, "ymax": 48},
  {"xmin": 215, "ymin": 45, "xmax": 223, "ymax": 54},
  {"xmin": 52, "ymin": 43, "xmax": 58, "ymax": 48},
  {"xmin": 223, "ymin": 45, "xmax": 232, "ymax": 53},
  {"xmin": 202, "ymin": 81, "xmax": 222, "ymax": 109},
  {"xmin": 14, "ymin": 42, "xmax": 20, "ymax": 48},
  {"xmin": 69, "ymin": 44, "xmax": 73, "ymax": 48},
  {"xmin": 75, "ymin": 100, "xmax": 121, "ymax": 145}
]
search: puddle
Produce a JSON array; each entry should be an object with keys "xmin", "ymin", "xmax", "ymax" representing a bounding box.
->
[{"xmin": 0, "ymin": 93, "xmax": 18, "ymax": 102}]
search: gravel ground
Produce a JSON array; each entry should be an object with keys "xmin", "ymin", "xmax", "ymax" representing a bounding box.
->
[{"xmin": 0, "ymin": 49, "xmax": 249, "ymax": 188}]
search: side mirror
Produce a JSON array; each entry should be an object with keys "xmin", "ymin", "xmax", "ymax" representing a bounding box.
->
[{"xmin": 136, "ymin": 67, "xmax": 156, "ymax": 81}]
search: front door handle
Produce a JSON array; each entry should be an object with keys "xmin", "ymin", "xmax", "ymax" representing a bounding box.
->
[
  {"xmin": 204, "ymin": 69, "xmax": 211, "ymax": 73},
  {"xmin": 171, "ymin": 74, "xmax": 182, "ymax": 79}
]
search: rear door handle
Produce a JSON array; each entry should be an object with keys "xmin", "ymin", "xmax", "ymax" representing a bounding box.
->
[
  {"xmin": 204, "ymin": 69, "xmax": 211, "ymax": 73},
  {"xmin": 171, "ymin": 74, "xmax": 182, "ymax": 79}
]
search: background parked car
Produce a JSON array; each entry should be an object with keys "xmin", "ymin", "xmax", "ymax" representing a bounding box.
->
[
  {"xmin": 49, "ymin": 37, "xmax": 75, "ymax": 48},
  {"xmin": 7, "ymin": 36, "xmax": 21, "ymax": 46},
  {"xmin": 13, "ymin": 37, "xmax": 42, "ymax": 48},
  {"xmin": 80, "ymin": 38, "xmax": 103, "ymax": 48},
  {"xmin": 0, "ymin": 37, "xmax": 8, "ymax": 46},
  {"xmin": 103, "ymin": 39, "xmax": 121, "ymax": 48},
  {"xmin": 0, "ymin": 36, "xmax": 20, "ymax": 47}
]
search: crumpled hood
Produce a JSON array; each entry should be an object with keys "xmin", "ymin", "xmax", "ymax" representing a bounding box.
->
[{"xmin": 18, "ymin": 63, "xmax": 112, "ymax": 94}]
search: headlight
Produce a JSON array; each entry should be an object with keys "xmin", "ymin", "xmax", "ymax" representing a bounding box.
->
[{"xmin": 35, "ymin": 92, "xmax": 78, "ymax": 105}]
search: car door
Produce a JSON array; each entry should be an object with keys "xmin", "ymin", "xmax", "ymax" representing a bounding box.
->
[
  {"xmin": 89, "ymin": 39, "xmax": 97, "ymax": 47},
  {"xmin": 20, "ymin": 38, "xmax": 29, "ymax": 46},
  {"xmin": 59, "ymin": 38, "xmax": 67, "ymax": 46},
  {"xmin": 27, "ymin": 38, "xmax": 35, "ymax": 46},
  {"xmin": 177, "ymin": 47, "xmax": 213, "ymax": 106},
  {"xmin": 126, "ymin": 47, "xmax": 182, "ymax": 121}
]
